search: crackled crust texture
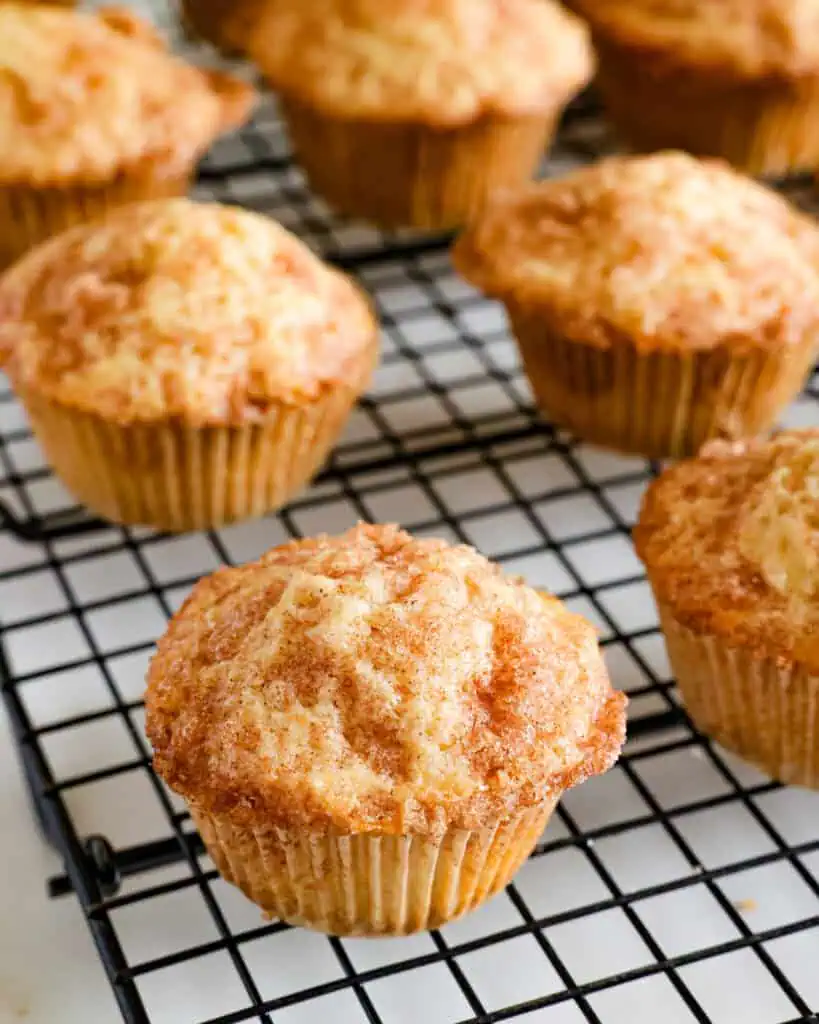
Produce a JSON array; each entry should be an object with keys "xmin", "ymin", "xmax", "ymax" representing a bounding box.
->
[
  {"xmin": 146, "ymin": 524, "xmax": 627, "ymax": 835},
  {"xmin": 0, "ymin": 4, "xmax": 254, "ymax": 186},
  {"xmin": 0, "ymin": 199, "xmax": 378, "ymax": 425},
  {"xmin": 453, "ymin": 152, "xmax": 819, "ymax": 353},
  {"xmin": 635, "ymin": 430, "xmax": 819, "ymax": 669},
  {"xmin": 248, "ymin": 0, "xmax": 592, "ymax": 126},
  {"xmin": 570, "ymin": 0, "xmax": 819, "ymax": 80}
]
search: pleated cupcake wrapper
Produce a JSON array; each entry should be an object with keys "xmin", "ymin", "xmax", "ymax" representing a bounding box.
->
[
  {"xmin": 594, "ymin": 38, "xmax": 819, "ymax": 175},
  {"xmin": 192, "ymin": 799, "xmax": 555, "ymax": 936},
  {"xmin": 658, "ymin": 603, "xmax": 819, "ymax": 788},
  {"xmin": 509, "ymin": 305, "xmax": 817, "ymax": 459},
  {"xmin": 18, "ymin": 378, "xmax": 367, "ymax": 532},
  {"xmin": 281, "ymin": 97, "xmax": 555, "ymax": 230},
  {"xmin": 0, "ymin": 172, "xmax": 190, "ymax": 269}
]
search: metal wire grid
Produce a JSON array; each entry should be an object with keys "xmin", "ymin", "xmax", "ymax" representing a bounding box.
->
[{"xmin": 2, "ymin": 6, "xmax": 819, "ymax": 1024}]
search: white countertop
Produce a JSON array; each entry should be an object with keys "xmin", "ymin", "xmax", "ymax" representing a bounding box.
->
[{"xmin": 0, "ymin": 708, "xmax": 118, "ymax": 1023}]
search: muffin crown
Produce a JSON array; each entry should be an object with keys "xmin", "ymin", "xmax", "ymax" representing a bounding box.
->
[
  {"xmin": 571, "ymin": 0, "xmax": 819, "ymax": 78},
  {"xmin": 0, "ymin": 199, "xmax": 378, "ymax": 425},
  {"xmin": 453, "ymin": 152, "xmax": 819, "ymax": 352},
  {"xmin": 635, "ymin": 429, "xmax": 819, "ymax": 668},
  {"xmin": 146, "ymin": 524, "xmax": 626, "ymax": 834},
  {"xmin": 248, "ymin": 0, "xmax": 592, "ymax": 125},
  {"xmin": 0, "ymin": 4, "xmax": 254, "ymax": 186}
]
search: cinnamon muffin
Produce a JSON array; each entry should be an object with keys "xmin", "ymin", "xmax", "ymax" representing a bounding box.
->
[
  {"xmin": 571, "ymin": 0, "xmax": 819, "ymax": 175},
  {"xmin": 0, "ymin": 200, "xmax": 378, "ymax": 532},
  {"xmin": 0, "ymin": 4, "xmax": 254, "ymax": 267},
  {"xmin": 635, "ymin": 430, "xmax": 819, "ymax": 786},
  {"xmin": 146, "ymin": 524, "xmax": 627, "ymax": 935},
  {"xmin": 453, "ymin": 151, "xmax": 819, "ymax": 458},
  {"xmin": 179, "ymin": 0, "xmax": 262, "ymax": 57},
  {"xmin": 248, "ymin": 0, "xmax": 592, "ymax": 229}
]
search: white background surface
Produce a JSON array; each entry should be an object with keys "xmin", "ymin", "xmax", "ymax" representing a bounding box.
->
[{"xmin": 0, "ymin": 709, "xmax": 118, "ymax": 1022}]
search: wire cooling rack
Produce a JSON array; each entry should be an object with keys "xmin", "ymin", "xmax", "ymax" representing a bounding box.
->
[{"xmin": 3, "ymin": 4, "xmax": 819, "ymax": 1023}]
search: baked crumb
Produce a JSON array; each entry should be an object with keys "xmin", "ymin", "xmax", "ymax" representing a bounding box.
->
[
  {"xmin": 739, "ymin": 439, "xmax": 819, "ymax": 601},
  {"xmin": 146, "ymin": 524, "xmax": 626, "ymax": 834}
]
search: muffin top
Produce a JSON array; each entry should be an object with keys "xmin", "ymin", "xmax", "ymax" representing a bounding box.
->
[
  {"xmin": 248, "ymin": 0, "xmax": 592, "ymax": 125},
  {"xmin": 570, "ymin": 0, "xmax": 819, "ymax": 78},
  {"xmin": 146, "ymin": 524, "xmax": 626, "ymax": 835},
  {"xmin": 635, "ymin": 429, "xmax": 819, "ymax": 668},
  {"xmin": 453, "ymin": 152, "xmax": 819, "ymax": 353},
  {"xmin": 0, "ymin": 200, "xmax": 377, "ymax": 425},
  {"xmin": 0, "ymin": 4, "xmax": 254, "ymax": 186}
]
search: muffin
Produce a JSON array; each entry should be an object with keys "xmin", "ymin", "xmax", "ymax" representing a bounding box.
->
[
  {"xmin": 635, "ymin": 430, "xmax": 819, "ymax": 786},
  {"xmin": 453, "ymin": 151, "xmax": 819, "ymax": 458},
  {"xmin": 570, "ymin": 0, "xmax": 819, "ymax": 175},
  {"xmin": 146, "ymin": 524, "xmax": 627, "ymax": 935},
  {"xmin": 0, "ymin": 4, "xmax": 254, "ymax": 267},
  {"xmin": 179, "ymin": 0, "xmax": 263, "ymax": 57},
  {"xmin": 248, "ymin": 0, "xmax": 592, "ymax": 230},
  {"xmin": 0, "ymin": 200, "xmax": 379, "ymax": 532}
]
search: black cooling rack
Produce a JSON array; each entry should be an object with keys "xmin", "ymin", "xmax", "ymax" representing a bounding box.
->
[{"xmin": 2, "ymin": 5, "xmax": 819, "ymax": 1023}]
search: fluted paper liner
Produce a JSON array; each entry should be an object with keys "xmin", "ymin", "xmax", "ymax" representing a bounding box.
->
[
  {"xmin": 281, "ymin": 97, "xmax": 554, "ymax": 230},
  {"xmin": 594, "ymin": 38, "xmax": 819, "ymax": 175},
  {"xmin": 191, "ymin": 798, "xmax": 557, "ymax": 936},
  {"xmin": 508, "ymin": 303, "xmax": 817, "ymax": 458},
  {"xmin": 18, "ymin": 368, "xmax": 370, "ymax": 532},
  {"xmin": 659, "ymin": 604, "xmax": 819, "ymax": 788},
  {"xmin": 0, "ymin": 172, "xmax": 190, "ymax": 269}
]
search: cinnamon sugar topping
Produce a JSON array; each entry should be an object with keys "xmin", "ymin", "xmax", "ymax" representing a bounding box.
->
[
  {"xmin": 453, "ymin": 152, "xmax": 819, "ymax": 353},
  {"xmin": 248, "ymin": 0, "xmax": 591, "ymax": 126},
  {"xmin": 635, "ymin": 430, "xmax": 819, "ymax": 667},
  {"xmin": 0, "ymin": 199, "xmax": 378, "ymax": 425},
  {"xmin": 146, "ymin": 524, "xmax": 626, "ymax": 834},
  {"xmin": 0, "ymin": 4, "xmax": 254, "ymax": 186}
]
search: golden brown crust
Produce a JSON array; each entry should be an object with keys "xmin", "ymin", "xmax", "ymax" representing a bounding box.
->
[
  {"xmin": 0, "ymin": 199, "xmax": 379, "ymax": 426},
  {"xmin": 146, "ymin": 524, "xmax": 627, "ymax": 836},
  {"xmin": 0, "ymin": 4, "xmax": 254, "ymax": 187},
  {"xmin": 452, "ymin": 151, "xmax": 819, "ymax": 354},
  {"xmin": 248, "ymin": 0, "xmax": 592, "ymax": 126},
  {"xmin": 571, "ymin": 0, "xmax": 819, "ymax": 80},
  {"xmin": 635, "ymin": 429, "xmax": 819, "ymax": 670}
]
